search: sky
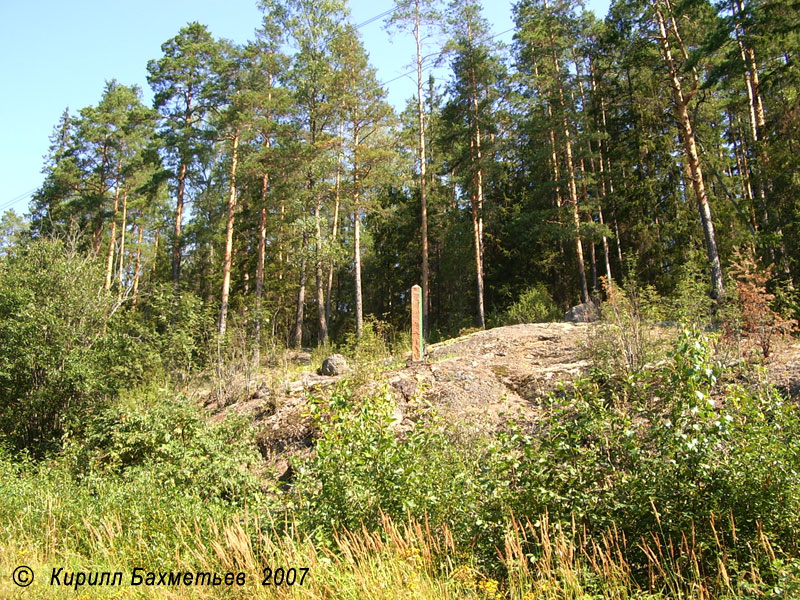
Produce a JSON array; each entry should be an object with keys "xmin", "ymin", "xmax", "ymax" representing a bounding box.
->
[{"xmin": 0, "ymin": 0, "xmax": 610, "ymax": 217}]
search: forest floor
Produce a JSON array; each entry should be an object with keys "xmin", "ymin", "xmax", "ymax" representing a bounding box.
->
[{"xmin": 199, "ymin": 322, "xmax": 800, "ymax": 480}]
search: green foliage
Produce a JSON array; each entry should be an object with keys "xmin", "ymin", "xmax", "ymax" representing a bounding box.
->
[
  {"xmin": 502, "ymin": 330, "xmax": 800, "ymax": 588},
  {"xmin": 293, "ymin": 385, "xmax": 507, "ymax": 552},
  {"xmin": 290, "ymin": 329, "xmax": 800, "ymax": 589},
  {"xmin": 0, "ymin": 240, "xmax": 144, "ymax": 454},
  {"xmin": 0, "ymin": 210, "xmax": 28, "ymax": 256},
  {"xmin": 589, "ymin": 276, "xmax": 666, "ymax": 381},
  {"xmin": 63, "ymin": 386, "xmax": 265, "ymax": 506},
  {"xmin": 669, "ymin": 250, "xmax": 715, "ymax": 328},
  {"xmin": 494, "ymin": 283, "xmax": 561, "ymax": 325},
  {"xmin": 341, "ymin": 317, "xmax": 391, "ymax": 371},
  {"xmin": 0, "ymin": 451, "xmax": 252, "ymax": 567},
  {"xmin": 141, "ymin": 284, "xmax": 214, "ymax": 374}
]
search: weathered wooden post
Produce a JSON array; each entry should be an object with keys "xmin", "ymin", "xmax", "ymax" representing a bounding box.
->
[{"xmin": 411, "ymin": 284, "xmax": 424, "ymax": 361}]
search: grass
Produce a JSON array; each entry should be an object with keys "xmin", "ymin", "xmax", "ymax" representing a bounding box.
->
[{"xmin": 5, "ymin": 504, "xmax": 797, "ymax": 599}]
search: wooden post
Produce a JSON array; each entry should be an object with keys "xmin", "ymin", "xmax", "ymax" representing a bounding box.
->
[{"xmin": 411, "ymin": 284, "xmax": 424, "ymax": 361}]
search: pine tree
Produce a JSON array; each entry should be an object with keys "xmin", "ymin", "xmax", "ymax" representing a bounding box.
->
[
  {"xmin": 333, "ymin": 25, "xmax": 396, "ymax": 337},
  {"xmin": 147, "ymin": 23, "xmax": 222, "ymax": 290},
  {"xmin": 387, "ymin": 0, "xmax": 444, "ymax": 338},
  {"xmin": 441, "ymin": 0, "xmax": 505, "ymax": 328}
]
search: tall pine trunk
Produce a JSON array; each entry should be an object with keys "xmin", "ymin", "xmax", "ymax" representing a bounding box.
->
[
  {"xmin": 468, "ymin": 24, "xmax": 486, "ymax": 329},
  {"xmin": 104, "ymin": 165, "xmax": 122, "ymax": 291},
  {"xmin": 294, "ymin": 231, "xmax": 308, "ymax": 349},
  {"xmin": 173, "ymin": 162, "xmax": 187, "ymax": 288},
  {"xmin": 414, "ymin": 0, "xmax": 430, "ymax": 338},
  {"xmin": 117, "ymin": 190, "xmax": 128, "ymax": 301},
  {"xmin": 131, "ymin": 224, "xmax": 144, "ymax": 309},
  {"xmin": 352, "ymin": 120, "xmax": 364, "ymax": 337},
  {"xmin": 218, "ymin": 129, "xmax": 240, "ymax": 336},
  {"xmin": 326, "ymin": 122, "xmax": 344, "ymax": 328},
  {"xmin": 254, "ymin": 171, "xmax": 269, "ymax": 367},
  {"xmin": 654, "ymin": 0, "xmax": 725, "ymax": 298},
  {"xmin": 553, "ymin": 55, "xmax": 589, "ymax": 303},
  {"xmin": 314, "ymin": 192, "xmax": 328, "ymax": 346}
]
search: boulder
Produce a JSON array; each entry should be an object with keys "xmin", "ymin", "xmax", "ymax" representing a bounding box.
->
[
  {"xmin": 251, "ymin": 387, "xmax": 269, "ymax": 400},
  {"xmin": 564, "ymin": 301, "xmax": 600, "ymax": 323},
  {"xmin": 290, "ymin": 351, "xmax": 312, "ymax": 365},
  {"xmin": 320, "ymin": 353, "xmax": 349, "ymax": 376}
]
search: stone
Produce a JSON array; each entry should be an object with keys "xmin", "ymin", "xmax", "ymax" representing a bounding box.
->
[
  {"xmin": 274, "ymin": 458, "xmax": 293, "ymax": 482},
  {"xmin": 564, "ymin": 301, "xmax": 600, "ymax": 323},
  {"xmin": 320, "ymin": 353, "xmax": 349, "ymax": 376},
  {"xmin": 251, "ymin": 387, "xmax": 269, "ymax": 400},
  {"xmin": 291, "ymin": 351, "xmax": 312, "ymax": 365}
]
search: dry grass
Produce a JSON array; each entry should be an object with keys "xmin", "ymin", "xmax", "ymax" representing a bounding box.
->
[{"xmin": 3, "ymin": 506, "xmax": 790, "ymax": 599}]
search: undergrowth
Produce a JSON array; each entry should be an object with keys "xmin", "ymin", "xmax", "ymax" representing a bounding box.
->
[{"xmin": 3, "ymin": 328, "xmax": 800, "ymax": 598}]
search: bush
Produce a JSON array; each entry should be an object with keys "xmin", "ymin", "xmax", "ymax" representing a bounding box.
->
[
  {"xmin": 728, "ymin": 250, "xmax": 797, "ymax": 358},
  {"xmin": 505, "ymin": 330, "xmax": 800, "ymax": 586},
  {"xmin": 140, "ymin": 283, "xmax": 214, "ymax": 375},
  {"xmin": 589, "ymin": 277, "xmax": 667, "ymax": 381},
  {"xmin": 62, "ymin": 386, "xmax": 266, "ymax": 506},
  {"xmin": 496, "ymin": 283, "xmax": 561, "ymax": 325},
  {"xmin": 0, "ymin": 240, "xmax": 149, "ymax": 454},
  {"xmin": 292, "ymin": 384, "xmax": 509, "ymax": 559},
  {"xmin": 669, "ymin": 251, "xmax": 715, "ymax": 328}
]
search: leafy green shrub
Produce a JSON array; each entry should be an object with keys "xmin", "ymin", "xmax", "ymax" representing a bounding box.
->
[
  {"xmin": 140, "ymin": 283, "xmax": 214, "ymax": 374},
  {"xmin": 494, "ymin": 283, "xmax": 561, "ymax": 326},
  {"xmin": 505, "ymin": 330, "xmax": 800, "ymax": 586},
  {"xmin": 0, "ymin": 239, "xmax": 149, "ymax": 454},
  {"xmin": 0, "ymin": 450, "xmax": 249, "ymax": 565},
  {"xmin": 62, "ymin": 386, "xmax": 265, "ymax": 506},
  {"xmin": 669, "ymin": 252, "xmax": 715, "ymax": 328},
  {"xmin": 292, "ymin": 385, "xmax": 509, "ymax": 556},
  {"xmin": 341, "ymin": 317, "xmax": 392, "ymax": 372}
]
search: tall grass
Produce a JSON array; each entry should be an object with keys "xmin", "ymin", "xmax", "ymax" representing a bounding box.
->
[{"xmin": 4, "ymin": 497, "xmax": 798, "ymax": 600}]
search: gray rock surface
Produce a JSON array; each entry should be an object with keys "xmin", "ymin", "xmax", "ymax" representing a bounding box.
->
[
  {"xmin": 320, "ymin": 353, "xmax": 349, "ymax": 376},
  {"xmin": 564, "ymin": 301, "xmax": 600, "ymax": 323}
]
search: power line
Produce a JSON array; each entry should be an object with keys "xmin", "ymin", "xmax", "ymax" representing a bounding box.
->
[
  {"xmin": 355, "ymin": 7, "xmax": 398, "ymax": 29},
  {"xmin": 0, "ymin": 188, "xmax": 36, "ymax": 213},
  {"xmin": 379, "ymin": 27, "xmax": 514, "ymax": 87}
]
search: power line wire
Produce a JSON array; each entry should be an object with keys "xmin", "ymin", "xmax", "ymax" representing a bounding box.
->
[
  {"xmin": 0, "ymin": 188, "xmax": 36, "ymax": 213},
  {"xmin": 380, "ymin": 27, "xmax": 514, "ymax": 87},
  {"xmin": 355, "ymin": 7, "xmax": 398, "ymax": 29}
]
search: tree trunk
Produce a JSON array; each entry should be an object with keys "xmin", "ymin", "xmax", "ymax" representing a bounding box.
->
[
  {"xmin": 654, "ymin": 1, "xmax": 725, "ymax": 298},
  {"xmin": 314, "ymin": 192, "xmax": 328, "ymax": 346},
  {"xmin": 467, "ymin": 27, "xmax": 486, "ymax": 329},
  {"xmin": 104, "ymin": 164, "xmax": 122, "ymax": 291},
  {"xmin": 352, "ymin": 121, "xmax": 364, "ymax": 337},
  {"xmin": 131, "ymin": 224, "xmax": 144, "ymax": 309},
  {"xmin": 117, "ymin": 190, "xmax": 128, "ymax": 301},
  {"xmin": 294, "ymin": 232, "xmax": 308, "ymax": 349},
  {"xmin": 556, "ymin": 72, "xmax": 589, "ymax": 303},
  {"xmin": 254, "ymin": 171, "xmax": 269, "ymax": 368},
  {"xmin": 587, "ymin": 58, "xmax": 613, "ymax": 284},
  {"xmin": 218, "ymin": 129, "xmax": 239, "ymax": 336},
  {"xmin": 326, "ymin": 121, "xmax": 344, "ymax": 328},
  {"xmin": 414, "ymin": 0, "xmax": 430, "ymax": 339},
  {"xmin": 354, "ymin": 206, "xmax": 363, "ymax": 338},
  {"xmin": 173, "ymin": 161, "xmax": 187, "ymax": 289}
]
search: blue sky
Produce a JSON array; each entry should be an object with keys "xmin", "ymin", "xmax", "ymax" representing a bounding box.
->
[{"xmin": 0, "ymin": 0, "xmax": 609, "ymax": 216}]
